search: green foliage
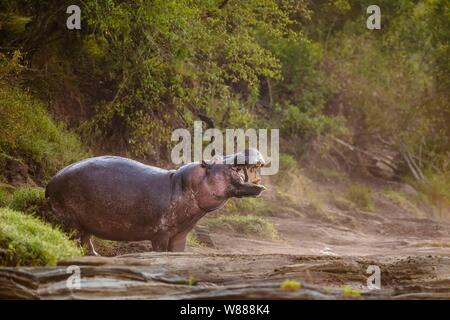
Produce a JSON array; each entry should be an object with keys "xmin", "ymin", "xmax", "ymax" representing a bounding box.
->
[
  {"xmin": 203, "ymin": 214, "xmax": 278, "ymax": 240},
  {"xmin": 342, "ymin": 285, "xmax": 361, "ymax": 298},
  {"xmin": 346, "ymin": 185, "xmax": 375, "ymax": 212},
  {"xmin": 83, "ymin": 35, "xmax": 108, "ymax": 60},
  {"xmin": 272, "ymin": 153, "xmax": 301, "ymax": 184},
  {"xmin": 0, "ymin": 0, "xmax": 449, "ymax": 195},
  {"xmin": 383, "ymin": 189, "xmax": 422, "ymax": 217},
  {"xmin": 78, "ymin": 0, "xmax": 307, "ymax": 156},
  {"xmin": 0, "ymin": 188, "xmax": 10, "ymax": 207},
  {"xmin": 280, "ymin": 279, "xmax": 301, "ymax": 292},
  {"xmin": 187, "ymin": 274, "xmax": 198, "ymax": 287},
  {"xmin": 0, "ymin": 50, "xmax": 23, "ymax": 80},
  {"xmin": 8, "ymin": 186, "xmax": 68, "ymax": 230},
  {"xmin": 424, "ymin": 173, "xmax": 450, "ymax": 204},
  {"xmin": 0, "ymin": 208, "xmax": 82, "ymax": 266},
  {"xmin": 322, "ymin": 0, "xmax": 449, "ymax": 172},
  {"xmin": 0, "ymin": 14, "xmax": 31, "ymax": 36},
  {"xmin": 409, "ymin": 172, "xmax": 450, "ymax": 216},
  {"xmin": 9, "ymin": 187, "xmax": 45, "ymax": 214},
  {"xmin": 279, "ymin": 153, "xmax": 299, "ymax": 173},
  {"xmin": 259, "ymin": 32, "xmax": 343, "ymax": 148},
  {"xmin": 0, "ymin": 81, "xmax": 89, "ymax": 181},
  {"xmin": 305, "ymin": 196, "xmax": 328, "ymax": 218},
  {"xmin": 329, "ymin": 192, "xmax": 355, "ymax": 211},
  {"xmin": 186, "ymin": 232, "xmax": 204, "ymax": 248},
  {"xmin": 221, "ymin": 197, "xmax": 267, "ymax": 216}
]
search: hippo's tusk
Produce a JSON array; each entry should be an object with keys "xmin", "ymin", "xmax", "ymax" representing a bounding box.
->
[{"xmin": 243, "ymin": 166, "xmax": 249, "ymax": 182}]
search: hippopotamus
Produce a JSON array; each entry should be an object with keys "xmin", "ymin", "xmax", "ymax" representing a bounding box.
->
[{"xmin": 45, "ymin": 148, "xmax": 266, "ymax": 255}]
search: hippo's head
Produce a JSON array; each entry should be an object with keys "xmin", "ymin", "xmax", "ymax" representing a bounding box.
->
[{"xmin": 183, "ymin": 149, "xmax": 266, "ymax": 212}]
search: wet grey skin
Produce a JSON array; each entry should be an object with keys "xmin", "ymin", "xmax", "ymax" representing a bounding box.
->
[{"xmin": 45, "ymin": 149, "xmax": 266, "ymax": 255}]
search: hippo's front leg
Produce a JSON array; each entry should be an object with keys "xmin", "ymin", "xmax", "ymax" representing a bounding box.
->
[
  {"xmin": 151, "ymin": 232, "xmax": 170, "ymax": 252},
  {"xmin": 169, "ymin": 231, "xmax": 189, "ymax": 252}
]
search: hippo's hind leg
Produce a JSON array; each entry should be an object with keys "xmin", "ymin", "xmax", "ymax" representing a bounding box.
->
[
  {"xmin": 169, "ymin": 231, "xmax": 188, "ymax": 252},
  {"xmin": 80, "ymin": 232, "xmax": 99, "ymax": 256}
]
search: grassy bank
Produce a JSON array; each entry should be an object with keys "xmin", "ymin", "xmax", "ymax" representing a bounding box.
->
[{"xmin": 0, "ymin": 207, "xmax": 82, "ymax": 266}]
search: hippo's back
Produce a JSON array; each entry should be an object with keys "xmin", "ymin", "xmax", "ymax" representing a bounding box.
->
[{"xmin": 46, "ymin": 156, "xmax": 173, "ymax": 240}]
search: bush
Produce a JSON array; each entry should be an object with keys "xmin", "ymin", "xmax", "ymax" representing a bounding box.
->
[
  {"xmin": 422, "ymin": 173, "xmax": 450, "ymax": 205},
  {"xmin": 9, "ymin": 187, "xmax": 46, "ymax": 214},
  {"xmin": 0, "ymin": 208, "xmax": 82, "ymax": 266},
  {"xmin": 8, "ymin": 187, "xmax": 70, "ymax": 229},
  {"xmin": 346, "ymin": 185, "xmax": 375, "ymax": 212},
  {"xmin": 272, "ymin": 153, "xmax": 301, "ymax": 185},
  {"xmin": 408, "ymin": 172, "xmax": 450, "ymax": 217},
  {"xmin": 203, "ymin": 214, "xmax": 278, "ymax": 240}
]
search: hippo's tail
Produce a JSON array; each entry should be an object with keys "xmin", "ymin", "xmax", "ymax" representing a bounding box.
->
[
  {"xmin": 45, "ymin": 176, "xmax": 56, "ymax": 199},
  {"xmin": 45, "ymin": 180, "xmax": 55, "ymax": 200},
  {"xmin": 44, "ymin": 179, "xmax": 71, "ymax": 229}
]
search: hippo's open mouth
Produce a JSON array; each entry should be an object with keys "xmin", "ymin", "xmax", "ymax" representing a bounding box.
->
[
  {"xmin": 234, "ymin": 163, "xmax": 264, "ymax": 186},
  {"xmin": 222, "ymin": 148, "xmax": 267, "ymax": 197},
  {"xmin": 232, "ymin": 162, "xmax": 266, "ymax": 198}
]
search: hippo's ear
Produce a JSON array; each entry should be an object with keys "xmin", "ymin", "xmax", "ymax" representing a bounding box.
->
[{"xmin": 201, "ymin": 160, "xmax": 209, "ymax": 168}]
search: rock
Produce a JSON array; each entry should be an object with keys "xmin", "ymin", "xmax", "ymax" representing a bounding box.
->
[{"xmin": 0, "ymin": 253, "xmax": 448, "ymax": 299}]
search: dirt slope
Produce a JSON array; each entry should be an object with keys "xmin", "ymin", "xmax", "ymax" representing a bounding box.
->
[{"xmin": 206, "ymin": 215, "xmax": 450, "ymax": 256}]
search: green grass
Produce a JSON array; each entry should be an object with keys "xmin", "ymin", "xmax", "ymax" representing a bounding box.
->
[
  {"xmin": 346, "ymin": 185, "xmax": 375, "ymax": 212},
  {"xmin": 203, "ymin": 214, "xmax": 278, "ymax": 240},
  {"xmin": 328, "ymin": 192, "xmax": 356, "ymax": 211},
  {"xmin": 0, "ymin": 82, "xmax": 89, "ymax": 181},
  {"xmin": 8, "ymin": 186, "xmax": 70, "ymax": 230},
  {"xmin": 0, "ymin": 188, "xmax": 10, "ymax": 207},
  {"xmin": 408, "ymin": 172, "xmax": 450, "ymax": 217},
  {"xmin": 272, "ymin": 153, "xmax": 301, "ymax": 184},
  {"xmin": 280, "ymin": 279, "xmax": 301, "ymax": 292},
  {"xmin": 311, "ymin": 167, "xmax": 349, "ymax": 184},
  {"xmin": 221, "ymin": 191, "xmax": 305, "ymax": 218},
  {"xmin": 186, "ymin": 232, "xmax": 205, "ymax": 248},
  {"xmin": 221, "ymin": 197, "xmax": 267, "ymax": 216},
  {"xmin": 0, "ymin": 208, "xmax": 83, "ymax": 266},
  {"xmin": 383, "ymin": 189, "xmax": 423, "ymax": 217},
  {"xmin": 342, "ymin": 285, "xmax": 361, "ymax": 298},
  {"xmin": 9, "ymin": 187, "xmax": 46, "ymax": 214}
]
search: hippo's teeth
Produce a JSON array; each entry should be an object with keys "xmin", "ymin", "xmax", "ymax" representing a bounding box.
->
[
  {"xmin": 238, "ymin": 169, "xmax": 245, "ymax": 182},
  {"xmin": 244, "ymin": 165, "xmax": 262, "ymax": 185},
  {"xmin": 243, "ymin": 166, "xmax": 249, "ymax": 182}
]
